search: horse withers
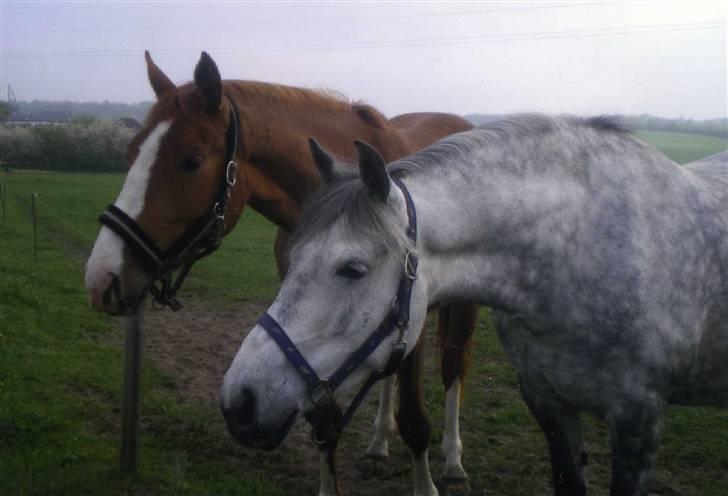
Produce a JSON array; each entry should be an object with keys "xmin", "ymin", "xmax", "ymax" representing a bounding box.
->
[{"xmin": 221, "ymin": 116, "xmax": 728, "ymax": 496}]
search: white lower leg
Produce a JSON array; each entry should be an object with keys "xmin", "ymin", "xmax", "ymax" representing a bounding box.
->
[
  {"xmin": 365, "ymin": 376, "xmax": 397, "ymax": 458},
  {"xmin": 412, "ymin": 449, "xmax": 438, "ymax": 496},
  {"xmin": 318, "ymin": 450, "xmax": 338, "ymax": 496},
  {"xmin": 441, "ymin": 378, "xmax": 467, "ymax": 479}
]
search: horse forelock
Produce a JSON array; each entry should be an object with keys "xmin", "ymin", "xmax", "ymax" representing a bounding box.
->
[{"xmin": 291, "ymin": 171, "xmax": 412, "ymax": 258}]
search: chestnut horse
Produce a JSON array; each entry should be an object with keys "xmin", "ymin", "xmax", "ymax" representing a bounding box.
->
[{"xmin": 85, "ymin": 51, "xmax": 476, "ymax": 495}]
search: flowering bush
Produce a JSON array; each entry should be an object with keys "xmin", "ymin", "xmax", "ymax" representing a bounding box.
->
[{"xmin": 0, "ymin": 117, "xmax": 135, "ymax": 172}]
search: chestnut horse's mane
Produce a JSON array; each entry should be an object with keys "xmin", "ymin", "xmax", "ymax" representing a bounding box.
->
[{"xmin": 145, "ymin": 78, "xmax": 389, "ymax": 130}]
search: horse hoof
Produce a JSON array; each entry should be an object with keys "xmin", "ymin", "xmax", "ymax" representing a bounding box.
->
[
  {"xmin": 442, "ymin": 464, "xmax": 468, "ymax": 482},
  {"xmin": 436, "ymin": 476, "xmax": 471, "ymax": 496}
]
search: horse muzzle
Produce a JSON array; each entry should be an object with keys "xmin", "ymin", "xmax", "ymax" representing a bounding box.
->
[
  {"xmin": 86, "ymin": 269, "xmax": 145, "ymax": 316},
  {"xmin": 221, "ymin": 389, "xmax": 299, "ymax": 451}
]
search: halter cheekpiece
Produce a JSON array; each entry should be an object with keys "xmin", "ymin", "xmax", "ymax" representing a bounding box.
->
[
  {"xmin": 98, "ymin": 98, "xmax": 241, "ymax": 311},
  {"xmin": 257, "ymin": 176, "xmax": 419, "ymax": 445}
]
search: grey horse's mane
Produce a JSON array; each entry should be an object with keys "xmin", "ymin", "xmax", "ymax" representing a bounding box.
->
[{"xmin": 292, "ymin": 114, "xmax": 628, "ymax": 252}]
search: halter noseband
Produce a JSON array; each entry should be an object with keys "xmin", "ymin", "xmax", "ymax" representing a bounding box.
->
[
  {"xmin": 98, "ymin": 98, "xmax": 241, "ymax": 311},
  {"xmin": 257, "ymin": 176, "xmax": 418, "ymax": 445}
]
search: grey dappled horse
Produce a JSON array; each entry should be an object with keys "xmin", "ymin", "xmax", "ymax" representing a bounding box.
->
[{"xmin": 221, "ymin": 115, "xmax": 728, "ymax": 496}]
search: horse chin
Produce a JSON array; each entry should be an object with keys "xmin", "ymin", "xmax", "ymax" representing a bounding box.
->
[
  {"xmin": 259, "ymin": 410, "xmax": 299, "ymax": 450},
  {"xmin": 101, "ymin": 286, "xmax": 147, "ymax": 317},
  {"xmin": 228, "ymin": 409, "xmax": 299, "ymax": 451}
]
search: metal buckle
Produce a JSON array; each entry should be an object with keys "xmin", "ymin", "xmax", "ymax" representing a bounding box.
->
[
  {"xmin": 226, "ymin": 161, "xmax": 238, "ymax": 186},
  {"xmin": 391, "ymin": 338, "xmax": 407, "ymax": 356},
  {"xmin": 310, "ymin": 423, "xmax": 339, "ymax": 446},
  {"xmin": 404, "ymin": 249, "xmax": 419, "ymax": 280},
  {"xmin": 213, "ymin": 201, "xmax": 225, "ymax": 220},
  {"xmin": 308, "ymin": 380, "xmax": 333, "ymax": 409}
]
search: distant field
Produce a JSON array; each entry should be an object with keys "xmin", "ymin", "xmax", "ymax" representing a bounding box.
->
[
  {"xmin": 636, "ymin": 130, "xmax": 727, "ymax": 164},
  {"xmin": 2, "ymin": 132, "xmax": 727, "ymax": 496}
]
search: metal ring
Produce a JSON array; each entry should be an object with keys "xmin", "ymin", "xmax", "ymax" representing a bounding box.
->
[
  {"xmin": 226, "ymin": 161, "xmax": 238, "ymax": 186},
  {"xmin": 404, "ymin": 249, "xmax": 419, "ymax": 280}
]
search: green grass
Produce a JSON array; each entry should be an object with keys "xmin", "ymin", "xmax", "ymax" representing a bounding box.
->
[
  {"xmin": 0, "ymin": 171, "xmax": 282, "ymax": 496},
  {"xmin": 636, "ymin": 130, "xmax": 727, "ymax": 164},
  {"xmin": 1, "ymin": 130, "xmax": 728, "ymax": 495}
]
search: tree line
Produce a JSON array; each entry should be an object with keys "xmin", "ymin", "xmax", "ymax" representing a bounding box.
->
[
  {"xmin": 6, "ymin": 100, "xmax": 151, "ymax": 123},
  {"xmin": 465, "ymin": 113, "xmax": 728, "ymax": 138},
  {"xmin": 0, "ymin": 116, "xmax": 135, "ymax": 172},
  {"xmin": 1, "ymin": 101, "xmax": 725, "ymax": 173}
]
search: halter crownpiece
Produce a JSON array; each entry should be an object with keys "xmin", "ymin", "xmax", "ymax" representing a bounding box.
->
[
  {"xmin": 98, "ymin": 97, "xmax": 241, "ymax": 311},
  {"xmin": 257, "ymin": 175, "xmax": 418, "ymax": 444}
]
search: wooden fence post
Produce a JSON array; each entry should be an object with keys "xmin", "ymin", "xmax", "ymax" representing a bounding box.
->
[
  {"xmin": 31, "ymin": 193, "xmax": 38, "ymax": 259},
  {"xmin": 120, "ymin": 309, "xmax": 144, "ymax": 473},
  {"xmin": 1, "ymin": 182, "xmax": 6, "ymax": 223}
]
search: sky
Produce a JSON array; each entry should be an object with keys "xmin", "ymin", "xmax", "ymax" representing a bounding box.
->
[{"xmin": 1, "ymin": 1, "xmax": 726, "ymax": 119}]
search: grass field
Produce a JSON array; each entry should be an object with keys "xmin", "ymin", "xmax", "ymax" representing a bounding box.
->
[
  {"xmin": 635, "ymin": 130, "xmax": 727, "ymax": 164},
  {"xmin": 1, "ymin": 131, "xmax": 727, "ymax": 496}
]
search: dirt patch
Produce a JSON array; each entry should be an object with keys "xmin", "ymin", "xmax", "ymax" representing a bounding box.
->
[{"xmin": 141, "ymin": 297, "xmax": 425, "ymax": 496}]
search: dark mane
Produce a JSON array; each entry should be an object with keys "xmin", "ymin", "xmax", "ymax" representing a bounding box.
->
[{"xmin": 584, "ymin": 115, "xmax": 630, "ymax": 134}]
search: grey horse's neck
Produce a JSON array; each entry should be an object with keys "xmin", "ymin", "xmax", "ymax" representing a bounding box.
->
[{"xmin": 399, "ymin": 115, "xmax": 678, "ymax": 319}]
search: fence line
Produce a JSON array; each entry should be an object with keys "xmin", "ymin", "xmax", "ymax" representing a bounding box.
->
[
  {"xmin": 33, "ymin": 194, "xmax": 98, "ymax": 244},
  {"xmin": 31, "ymin": 193, "xmax": 38, "ymax": 260},
  {"xmin": 9, "ymin": 184, "xmax": 722, "ymax": 421},
  {"xmin": 1, "ymin": 182, "xmax": 5, "ymax": 223}
]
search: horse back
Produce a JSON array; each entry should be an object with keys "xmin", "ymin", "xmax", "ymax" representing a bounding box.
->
[{"xmin": 390, "ymin": 112, "xmax": 473, "ymax": 152}]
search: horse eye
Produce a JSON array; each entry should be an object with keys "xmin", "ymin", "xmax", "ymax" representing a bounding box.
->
[
  {"xmin": 180, "ymin": 153, "xmax": 204, "ymax": 173},
  {"xmin": 336, "ymin": 260, "xmax": 368, "ymax": 280}
]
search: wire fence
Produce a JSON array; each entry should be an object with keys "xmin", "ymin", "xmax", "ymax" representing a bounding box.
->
[{"xmin": 12, "ymin": 186, "xmax": 221, "ymax": 293}]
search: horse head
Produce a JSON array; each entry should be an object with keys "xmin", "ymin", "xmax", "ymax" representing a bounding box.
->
[
  {"xmin": 220, "ymin": 140, "xmax": 429, "ymax": 449},
  {"xmin": 85, "ymin": 51, "xmax": 249, "ymax": 315}
]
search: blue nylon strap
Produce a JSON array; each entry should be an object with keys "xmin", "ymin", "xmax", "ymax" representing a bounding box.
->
[
  {"xmin": 257, "ymin": 313, "xmax": 323, "ymax": 389},
  {"xmin": 392, "ymin": 176, "xmax": 418, "ymax": 327},
  {"xmin": 327, "ymin": 312, "xmax": 398, "ymax": 391}
]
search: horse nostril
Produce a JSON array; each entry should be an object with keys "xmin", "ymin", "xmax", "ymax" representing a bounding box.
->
[
  {"xmin": 236, "ymin": 389, "xmax": 257, "ymax": 428},
  {"xmin": 102, "ymin": 273, "xmax": 121, "ymax": 307}
]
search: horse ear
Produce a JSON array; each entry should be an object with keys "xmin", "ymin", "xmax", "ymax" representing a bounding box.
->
[
  {"xmin": 308, "ymin": 138, "xmax": 337, "ymax": 184},
  {"xmin": 354, "ymin": 140, "xmax": 390, "ymax": 202},
  {"xmin": 145, "ymin": 51, "xmax": 175, "ymax": 98},
  {"xmin": 194, "ymin": 51, "xmax": 222, "ymax": 112}
]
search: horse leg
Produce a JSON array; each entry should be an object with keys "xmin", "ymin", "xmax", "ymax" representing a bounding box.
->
[
  {"xmin": 438, "ymin": 302, "xmax": 478, "ymax": 481},
  {"xmin": 317, "ymin": 439, "xmax": 340, "ymax": 496},
  {"xmin": 608, "ymin": 399, "xmax": 665, "ymax": 496},
  {"xmin": 365, "ymin": 376, "xmax": 397, "ymax": 459},
  {"xmin": 519, "ymin": 377, "xmax": 587, "ymax": 496},
  {"xmin": 397, "ymin": 334, "xmax": 438, "ymax": 496},
  {"xmin": 276, "ymin": 228, "xmax": 342, "ymax": 496}
]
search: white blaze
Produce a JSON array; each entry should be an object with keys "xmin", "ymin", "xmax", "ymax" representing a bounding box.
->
[{"xmin": 85, "ymin": 121, "xmax": 172, "ymax": 292}]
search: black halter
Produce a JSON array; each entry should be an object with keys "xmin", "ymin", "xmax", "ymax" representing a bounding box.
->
[
  {"xmin": 98, "ymin": 99, "xmax": 241, "ymax": 311},
  {"xmin": 257, "ymin": 176, "xmax": 419, "ymax": 445}
]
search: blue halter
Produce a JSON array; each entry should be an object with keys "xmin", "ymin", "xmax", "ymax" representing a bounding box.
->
[{"xmin": 256, "ymin": 176, "xmax": 418, "ymax": 444}]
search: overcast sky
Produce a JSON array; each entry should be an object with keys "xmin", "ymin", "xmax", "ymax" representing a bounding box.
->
[{"xmin": 1, "ymin": 1, "xmax": 726, "ymax": 119}]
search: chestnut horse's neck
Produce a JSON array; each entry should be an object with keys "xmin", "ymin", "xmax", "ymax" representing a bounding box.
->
[{"xmin": 223, "ymin": 80, "xmax": 413, "ymax": 232}]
